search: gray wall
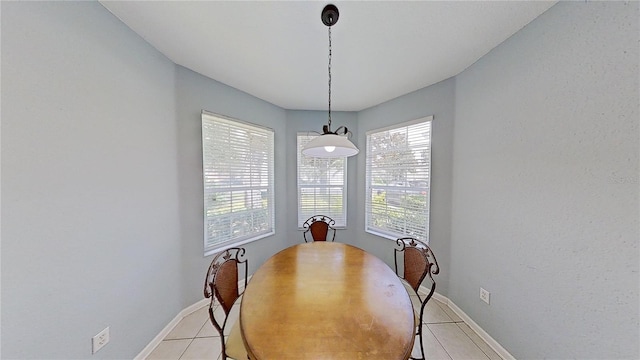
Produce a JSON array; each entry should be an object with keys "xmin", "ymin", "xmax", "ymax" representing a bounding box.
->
[
  {"xmin": 1, "ymin": 2, "xmax": 182, "ymax": 358},
  {"xmin": 356, "ymin": 78, "xmax": 456, "ymax": 297},
  {"xmin": 449, "ymin": 1, "xmax": 639, "ymax": 358},
  {"xmin": 175, "ymin": 66, "xmax": 289, "ymax": 308},
  {"xmin": 2, "ymin": 1, "xmax": 638, "ymax": 359}
]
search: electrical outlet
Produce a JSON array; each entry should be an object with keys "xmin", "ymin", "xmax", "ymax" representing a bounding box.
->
[
  {"xmin": 92, "ymin": 327, "xmax": 110, "ymax": 354},
  {"xmin": 480, "ymin": 287, "xmax": 490, "ymax": 305}
]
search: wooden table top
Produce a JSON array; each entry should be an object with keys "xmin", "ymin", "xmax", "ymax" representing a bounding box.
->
[{"xmin": 240, "ymin": 242, "xmax": 415, "ymax": 360}]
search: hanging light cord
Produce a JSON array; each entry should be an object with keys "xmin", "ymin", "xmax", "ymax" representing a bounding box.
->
[
  {"xmin": 325, "ymin": 25, "xmax": 348, "ymax": 137},
  {"xmin": 319, "ymin": 5, "xmax": 349, "ymax": 138},
  {"xmin": 327, "ymin": 25, "xmax": 332, "ymax": 132}
]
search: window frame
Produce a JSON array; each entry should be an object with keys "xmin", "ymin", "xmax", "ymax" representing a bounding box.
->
[
  {"xmin": 365, "ymin": 116, "xmax": 433, "ymax": 243},
  {"xmin": 296, "ymin": 132, "xmax": 348, "ymax": 229},
  {"xmin": 201, "ymin": 111, "xmax": 275, "ymax": 256}
]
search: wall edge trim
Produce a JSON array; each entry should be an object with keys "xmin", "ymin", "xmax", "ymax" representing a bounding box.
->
[
  {"xmin": 424, "ymin": 287, "xmax": 516, "ymax": 360},
  {"xmin": 134, "ymin": 298, "xmax": 208, "ymax": 360},
  {"xmin": 135, "ymin": 275, "xmax": 252, "ymax": 359},
  {"xmin": 138, "ymin": 280, "xmax": 514, "ymax": 360}
]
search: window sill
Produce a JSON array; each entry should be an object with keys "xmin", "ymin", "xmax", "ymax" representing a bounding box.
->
[{"xmin": 204, "ymin": 231, "xmax": 274, "ymax": 257}]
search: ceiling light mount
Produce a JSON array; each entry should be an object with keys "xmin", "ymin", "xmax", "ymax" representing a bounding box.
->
[
  {"xmin": 302, "ymin": 4, "xmax": 359, "ymax": 158},
  {"xmin": 321, "ymin": 4, "xmax": 339, "ymax": 27}
]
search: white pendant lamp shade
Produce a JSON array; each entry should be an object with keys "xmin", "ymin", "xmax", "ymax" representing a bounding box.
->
[{"xmin": 302, "ymin": 134, "xmax": 359, "ymax": 158}]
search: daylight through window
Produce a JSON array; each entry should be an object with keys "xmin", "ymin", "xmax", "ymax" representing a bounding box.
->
[
  {"xmin": 297, "ymin": 133, "xmax": 347, "ymax": 228},
  {"xmin": 365, "ymin": 116, "xmax": 432, "ymax": 242},
  {"xmin": 201, "ymin": 111, "xmax": 275, "ymax": 255}
]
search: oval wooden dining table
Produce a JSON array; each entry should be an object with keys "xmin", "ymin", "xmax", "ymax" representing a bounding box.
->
[{"xmin": 240, "ymin": 242, "xmax": 415, "ymax": 360}]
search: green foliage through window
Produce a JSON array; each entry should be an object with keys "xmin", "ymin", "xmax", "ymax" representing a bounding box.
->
[{"xmin": 365, "ymin": 116, "xmax": 432, "ymax": 241}]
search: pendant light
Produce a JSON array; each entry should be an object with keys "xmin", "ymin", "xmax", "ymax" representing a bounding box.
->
[{"xmin": 301, "ymin": 4, "xmax": 359, "ymax": 158}]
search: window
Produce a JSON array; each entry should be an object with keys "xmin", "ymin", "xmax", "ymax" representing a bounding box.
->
[
  {"xmin": 201, "ymin": 111, "xmax": 275, "ymax": 255},
  {"xmin": 365, "ymin": 116, "xmax": 432, "ymax": 242},
  {"xmin": 297, "ymin": 133, "xmax": 347, "ymax": 228}
]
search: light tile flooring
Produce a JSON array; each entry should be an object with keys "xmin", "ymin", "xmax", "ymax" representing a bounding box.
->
[{"xmin": 146, "ymin": 291, "xmax": 502, "ymax": 360}]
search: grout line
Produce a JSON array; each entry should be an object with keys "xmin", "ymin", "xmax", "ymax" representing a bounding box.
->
[
  {"xmin": 442, "ymin": 297, "xmax": 514, "ymax": 360},
  {"xmin": 176, "ymin": 337, "xmax": 195, "ymax": 360},
  {"xmin": 194, "ymin": 318, "xmax": 208, "ymax": 339},
  {"xmin": 455, "ymin": 322, "xmax": 499, "ymax": 360},
  {"xmin": 152, "ymin": 290, "xmax": 500, "ymax": 360},
  {"xmin": 161, "ymin": 337, "xmax": 196, "ymax": 341},
  {"xmin": 452, "ymin": 322, "xmax": 491, "ymax": 360},
  {"xmin": 434, "ymin": 299, "xmax": 463, "ymax": 322},
  {"xmin": 424, "ymin": 324, "xmax": 454, "ymax": 360},
  {"xmin": 429, "ymin": 322, "xmax": 492, "ymax": 360},
  {"xmin": 425, "ymin": 303, "xmax": 492, "ymax": 360},
  {"xmin": 194, "ymin": 332, "xmax": 223, "ymax": 339}
]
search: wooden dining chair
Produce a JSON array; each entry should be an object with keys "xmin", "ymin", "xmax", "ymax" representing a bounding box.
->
[
  {"xmin": 203, "ymin": 247, "xmax": 249, "ymax": 360},
  {"xmin": 394, "ymin": 237, "xmax": 440, "ymax": 360},
  {"xmin": 302, "ymin": 215, "xmax": 336, "ymax": 242}
]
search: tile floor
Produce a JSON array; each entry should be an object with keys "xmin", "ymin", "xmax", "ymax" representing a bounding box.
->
[{"xmin": 146, "ymin": 292, "xmax": 502, "ymax": 360}]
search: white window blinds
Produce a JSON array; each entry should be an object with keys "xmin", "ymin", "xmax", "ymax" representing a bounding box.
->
[
  {"xmin": 202, "ymin": 111, "xmax": 275, "ymax": 255},
  {"xmin": 297, "ymin": 133, "xmax": 347, "ymax": 228},
  {"xmin": 365, "ymin": 116, "xmax": 432, "ymax": 242}
]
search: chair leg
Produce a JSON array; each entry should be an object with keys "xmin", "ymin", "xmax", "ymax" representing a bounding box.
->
[
  {"xmin": 410, "ymin": 293, "xmax": 426, "ymax": 360},
  {"xmin": 410, "ymin": 323, "xmax": 425, "ymax": 360},
  {"xmin": 418, "ymin": 324, "xmax": 426, "ymax": 360}
]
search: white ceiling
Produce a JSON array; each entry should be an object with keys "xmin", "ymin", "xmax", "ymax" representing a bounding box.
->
[{"xmin": 100, "ymin": 1, "xmax": 556, "ymax": 111}]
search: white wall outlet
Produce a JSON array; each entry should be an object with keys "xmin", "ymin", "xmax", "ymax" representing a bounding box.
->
[
  {"xmin": 480, "ymin": 287, "xmax": 490, "ymax": 305},
  {"xmin": 92, "ymin": 326, "xmax": 110, "ymax": 354}
]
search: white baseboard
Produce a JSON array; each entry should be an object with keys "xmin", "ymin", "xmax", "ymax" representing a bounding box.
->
[
  {"xmin": 135, "ymin": 275, "xmax": 252, "ymax": 360},
  {"xmin": 431, "ymin": 290, "xmax": 449, "ymax": 305},
  {"xmin": 138, "ymin": 280, "xmax": 513, "ymax": 360},
  {"xmin": 134, "ymin": 298, "xmax": 209, "ymax": 360},
  {"xmin": 423, "ymin": 287, "xmax": 515, "ymax": 360}
]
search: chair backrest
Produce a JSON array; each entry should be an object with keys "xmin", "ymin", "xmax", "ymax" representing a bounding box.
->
[
  {"xmin": 203, "ymin": 248, "xmax": 248, "ymax": 339},
  {"xmin": 394, "ymin": 237, "xmax": 439, "ymax": 301},
  {"xmin": 302, "ymin": 215, "xmax": 336, "ymax": 242}
]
